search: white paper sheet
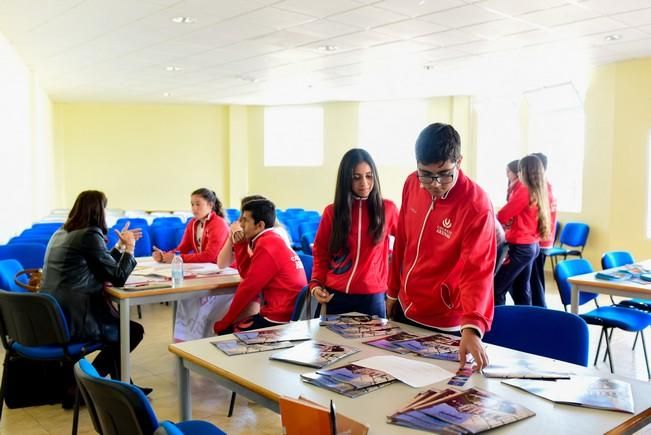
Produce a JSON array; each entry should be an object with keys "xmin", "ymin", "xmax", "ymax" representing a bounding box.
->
[{"xmin": 353, "ymin": 355, "xmax": 455, "ymax": 388}]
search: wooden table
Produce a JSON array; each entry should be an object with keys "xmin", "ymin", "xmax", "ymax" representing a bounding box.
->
[
  {"xmin": 169, "ymin": 319, "xmax": 651, "ymax": 434},
  {"xmin": 106, "ymin": 273, "xmax": 239, "ymax": 382}
]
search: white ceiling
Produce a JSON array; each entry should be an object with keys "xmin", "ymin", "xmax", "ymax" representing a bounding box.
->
[{"xmin": 1, "ymin": 0, "xmax": 651, "ymax": 105}]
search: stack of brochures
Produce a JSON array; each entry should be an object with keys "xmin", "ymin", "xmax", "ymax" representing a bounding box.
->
[
  {"xmin": 270, "ymin": 340, "xmax": 360, "ymax": 368},
  {"xmin": 596, "ymin": 264, "xmax": 651, "ymax": 284},
  {"xmin": 320, "ymin": 313, "xmax": 402, "ymax": 339},
  {"xmin": 391, "ymin": 333, "xmax": 467, "ymax": 362},
  {"xmin": 388, "ymin": 387, "xmax": 535, "ymax": 433},
  {"xmin": 301, "ymin": 363, "xmax": 397, "ymax": 398},
  {"xmin": 212, "ymin": 324, "xmax": 312, "ymax": 356},
  {"xmin": 503, "ymin": 376, "xmax": 635, "ymax": 413},
  {"xmin": 364, "ymin": 331, "xmax": 424, "ymax": 354}
]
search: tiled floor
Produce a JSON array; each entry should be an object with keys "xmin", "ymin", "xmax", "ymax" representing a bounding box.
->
[{"xmin": 0, "ymin": 275, "xmax": 649, "ymax": 434}]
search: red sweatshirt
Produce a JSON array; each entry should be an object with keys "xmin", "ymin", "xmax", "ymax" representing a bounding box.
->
[
  {"xmin": 174, "ymin": 211, "xmax": 229, "ymax": 263},
  {"xmin": 539, "ymin": 182, "xmax": 557, "ymax": 249},
  {"xmin": 498, "ymin": 184, "xmax": 540, "ymax": 245},
  {"xmin": 310, "ymin": 199, "xmax": 398, "ymax": 295},
  {"xmin": 388, "ymin": 170, "xmax": 496, "ymax": 336},
  {"xmin": 213, "ymin": 229, "xmax": 307, "ymax": 333}
]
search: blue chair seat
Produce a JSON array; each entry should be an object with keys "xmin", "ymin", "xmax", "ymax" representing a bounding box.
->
[
  {"xmin": 618, "ymin": 298, "xmax": 651, "ymax": 311},
  {"xmin": 12, "ymin": 341, "xmax": 104, "ymax": 359},
  {"xmin": 542, "ymin": 247, "xmax": 567, "ymax": 256},
  {"xmin": 581, "ymin": 306, "xmax": 651, "ymax": 331},
  {"xmin": 175, "ymin": 420, "xmax": 226, "ymax": 435}
]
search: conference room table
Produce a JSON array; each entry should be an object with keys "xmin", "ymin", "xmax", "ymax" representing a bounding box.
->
[
  {"xmin": 169, "ymin": 318, "xmax": 651, "ymax": 434},
  {"xmin": 106, "ymin": 264, "xmax": 240, "ymax": 382},
  {"xmin": 568, "ymin": 260, "xmax": 651, "ymax": 314}
]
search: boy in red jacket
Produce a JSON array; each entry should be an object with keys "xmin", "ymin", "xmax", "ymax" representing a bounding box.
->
[
  {"xmin": 213, "ymin": 198, "xmax": 307, "ymax": 334},
  {"xmin": 387, "ymin": 123, "xmax": 496, "ymax": 371}
]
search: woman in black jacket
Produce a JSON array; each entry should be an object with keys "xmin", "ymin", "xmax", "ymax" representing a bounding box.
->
[{"xmin": 41, "ymin": 190, "xmax": 148, "ymax": 392}]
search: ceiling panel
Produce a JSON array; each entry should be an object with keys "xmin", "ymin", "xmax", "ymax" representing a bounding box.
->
[
  {"xmin": 374, "ymin": 19, "xmax": 447, "ymax": 39},
  {"xmin": 374, "ymin": 0, "xmax": 467, "ymax": 18},
  {"xmin": 419, "ymin": 4, "xmax": 506, "ymax": 28},
  {"xmin": 328, "ymin": 6, "xmax": 408, "ymax": 29}
]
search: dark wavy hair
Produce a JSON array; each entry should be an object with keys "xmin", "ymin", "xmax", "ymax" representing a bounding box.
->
[
  {"xmin": 63, "ymin": 190, "xmax": 108, "ymax": 234},
  {"xmin": 415, "ymin": 123, "xmax": 461, "ymax": 165},
  {"xmin": 329, "ymin": 148, "xmax": 385, "ymax": 254},
  {"xmin": 191, "ymin": 188, "xmax": 225, "ymax": 218}
]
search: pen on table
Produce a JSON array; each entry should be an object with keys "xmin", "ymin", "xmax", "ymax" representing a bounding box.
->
[{"xmin": 330, "ymin": 399, "xmax": 337, "ymax": 435}]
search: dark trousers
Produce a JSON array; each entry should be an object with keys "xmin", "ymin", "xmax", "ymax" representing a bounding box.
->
[
  {"xmin": 325, "ymin": 291, "xmax": 386, "ymax": 318},
  {"xmin": 392, "ymin": 302, "xmax": 461, "ymax": 337},
  {"xmin": 92, "ymin": 321, "xmax": 144, "ymax": 379},
  {"xmin": 494, "ymin": 243, "xmax": 539, "ymax": 306},
  {"xmin": 529, "ymin": 249, "xmax": 548, "ymax": 307}
]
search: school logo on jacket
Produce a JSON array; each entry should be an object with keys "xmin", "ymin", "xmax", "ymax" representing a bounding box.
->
[
  {"xmin": 291, "ymin": 254, "xmax": 304, "ymax": 270},
  {"xmin": 436, "ymin": 218, "xmax": 453, "ymax": 239}
]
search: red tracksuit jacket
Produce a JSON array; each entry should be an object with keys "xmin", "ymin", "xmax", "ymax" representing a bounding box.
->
[
  {"xmin": 388, "ymin": 170, "xmax": 496, "ymax": 336},
  {"xmin": 213, "ymin": 229, "xmax": 307, "ymax": 332},
  {"xmin": 310, "ymin": 198, "xmax": 398, "ymax": 295},
  {"xmin": 175, "ymin": 211, "xmax": 229, "ymax": 263},
  {"xmin": 498, "ymin": 184, "xmax": 541, "ymax": 245}
]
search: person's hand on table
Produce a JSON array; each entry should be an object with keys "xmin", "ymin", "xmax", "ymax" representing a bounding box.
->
[
  {"xmin": 385, "ymin": 297, "xmax": 397, "ymax": 319},
  {"xmin": 458, "ymin": 328, "xmax": 489, "ymax": 371},
  {"xmin": 311, "ymin": 286, "xmax": 334, "ymax": 304}
]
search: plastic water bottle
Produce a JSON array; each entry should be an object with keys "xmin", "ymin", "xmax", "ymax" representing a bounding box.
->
[{"xmin": 171, "ymin": 251, "xmax": 184, "ymax": 287}]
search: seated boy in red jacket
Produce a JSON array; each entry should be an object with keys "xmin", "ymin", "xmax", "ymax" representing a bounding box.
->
[{"xmin": 214, "ymin": 198, "xmax": 307, "ymax": 334}]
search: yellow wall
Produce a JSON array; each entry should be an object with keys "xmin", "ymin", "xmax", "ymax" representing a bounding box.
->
[
  {"xmin": 0, "ymin": 30, "xmax": 54, "ymax": 243},
  {"xmin": 53, "ymin": 103, "xmax": 229, "ymax": 211}
]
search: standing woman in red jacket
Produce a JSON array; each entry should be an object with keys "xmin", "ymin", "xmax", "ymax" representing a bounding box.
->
[
  {"xmin": 310, "ymin": 148, "xmax": 398, "ymax": 317},
  {"xmin": 494, "ymin": 155, "xmax": 551, "ymax": 305}
]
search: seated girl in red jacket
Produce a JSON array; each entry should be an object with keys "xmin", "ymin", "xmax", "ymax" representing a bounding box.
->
[
  {"xmin": 494, "ymin": 155, "xmax": 551, "ymax": 306},
  {"xmin": 152, "ymin": 188, "xmax": 230, "ymax": 340},
  {"xmin": 213, "ymin": 198, "xmax": 307, "ymax": 334},
  {"xmin": 310, "ymin": 148, "xmax": 398, "ymax": 318}
]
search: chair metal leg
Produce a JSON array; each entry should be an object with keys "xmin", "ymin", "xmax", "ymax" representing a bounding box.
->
[
  {"xmin": 603, "ymin": 329, "xmax": 615, "ymax": 362},
  {"xmin": 0, "ymin": 353, "xmax": 9, "ymax": 421},
  {"xmin": 633, "ymin": 331, "xmax": 639, "ymax": 350},
  {"xmin": 594, "ymin": 328, "xmax": 605, "ymax": 366},
  {"xmin": 71, "ymin": 388, "xmax": 80, "ymax": 435},
  {"xmin": 604, "ymin": 328, "xmax": 615, "ymax": 374},
  {"xmin": 640, "ymin": 330, "xmax": 650, "ymax": 380},
  {"xmin": 137, "ymin": 305, "xmax": 142, "ymax": 319},
  {"xmin": 228, "ymin": 392, "xmax": 236, "ymax": 417}
]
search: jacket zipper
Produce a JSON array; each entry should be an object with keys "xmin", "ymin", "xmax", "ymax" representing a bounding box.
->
[
  {"xmin": 345, "ymin": 199, "xmax": 363, "ymax": 293},
  {"xmin": 402, "ymin": 197, "xmax": 435, "ymax": 313}
]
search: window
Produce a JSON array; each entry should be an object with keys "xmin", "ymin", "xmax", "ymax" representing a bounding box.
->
[
  {"xmin": 526, "ymin": 83, "xmax": 585, "ymax": 213},
  {"xmin": 358, "ymin": 100, "xmax": 427, "ymax": 165},
  {"xmin": 264, "ymin": 105, "xmax": 323, "ymax": 166},
  {"xmin": 473, "ymin": 97, "xmax": 523, "ymax": 208}
]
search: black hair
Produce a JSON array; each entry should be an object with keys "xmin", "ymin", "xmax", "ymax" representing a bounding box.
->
[
  {"xmin": 191, "ymin": 188, "xmax": 225, "ymax": 218},
  {"xmin": 241, "ymin": 198, "xmax": 276, "ymax": 230},
  {"xmin": 329, "ymin": 148, "xmax": 385, "ymax": 254},
  {"xmin": 415, "ymin": 123, "xmax": 461, "ymax": 165},
  {"xmin": 531, "ymin": 152, "xmax": 548, "ymax": 171},
  {"xmin": 64, "ymin": 190, "xmax": 108, "ymax": 234},
  {"xmin": 240, "ymin": 194, "xmax": 267, "ymax": 208},
  {"xmin": 507, "ymin": 159, "xmax": 519, "ymax": 174}
]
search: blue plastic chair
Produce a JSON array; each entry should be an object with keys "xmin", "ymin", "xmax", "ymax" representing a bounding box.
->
[
  {"xmin": 291, "ymin": 285, "xmax": 320, "ymax": 322},
  {"xmin": 484, "ymin": 305, "xmax": 589, "ymax": 366},
  {"xmin": 74, "ymin": 358, "xmax": 225, "ymax": 435},
  {"xmin": 0, "ymin": 259, "xmax": 28, "ymax": 292},
  {"xmin": 115, "ymin": 217, "xmax": 149, "ymax": 230},
  {"xmin": 152, "ymin": 216, "xmax": 183, "ymax": 226},
  {"xmin": 150, "ymin": 225, "xmax": 180, "ymax": 252},
  {"xmin": 298, "ymin": 221, "xmax": 319, "ymax": 239},
  {"xmin": 134, "ymin": 229, "xmax": 153, "ymax": 258},
  {"xmin": 298, "ymin": 252, "xmax": 313, "ymax": 281},
  {"xmin": 0, "ymin": 290, "xmax": 106, "ymax": 421},
  {"xmin": 284, "ymin": 218, "xmax": 302, "ymax": 250},
  {"xmin": 0, "ymin": 242, "xmax": 47, "ymax": 269},
  {"xmin": 300, "ymin": 231, "xmax": 315, "ymax": 255},
  {"xmin": 554, "ymin": 259, "xmax": 651, "ymax": 378},
  {"xmin": 544, "ymin": 222, "xmax": 590, "ymax": 269}
]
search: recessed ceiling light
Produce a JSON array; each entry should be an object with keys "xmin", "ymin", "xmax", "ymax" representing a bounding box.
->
[
  {"xmin": 604, "ymin": 34, "xmax": 621, "ymax": 42},
  {"xmin": 171, "ymin": 16, "xmax": 196, "ymax": 24},
  {"xmin": 165, "ymin": 66, "xmax": 183, "ymax": 72},
  {"xmin": 163, "ymin": 92, "xmax": 173, "ymax": 97},
  {"xmin": 318, "ymin": 45, "xmax": 339, "ymax": 52},
  {"xmin": 424, "ymin": 64, "xmax": 435, "ymax": 71}
]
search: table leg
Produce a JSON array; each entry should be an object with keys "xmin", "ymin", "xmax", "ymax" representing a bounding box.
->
[
  {"xmin": 570, "ymin": 284, "xmax": 579, "ymax": 314},
  {"xmin": 119, "ymin": 298, "xmax": 131, "ymax": 382},
  {"xmin": 177, "ymin": 356, "xmax": 191, "ymax": 420}
]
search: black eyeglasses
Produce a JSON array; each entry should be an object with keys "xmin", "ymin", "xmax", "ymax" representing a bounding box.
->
[{"xmin": 417, "ymin": 165, "xmax": 457, "ymax": 185}]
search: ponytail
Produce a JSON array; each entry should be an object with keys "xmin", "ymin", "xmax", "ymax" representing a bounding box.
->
[{"xmin": 191, "ymin": 188, "xmax": 225, "ymax": 218}]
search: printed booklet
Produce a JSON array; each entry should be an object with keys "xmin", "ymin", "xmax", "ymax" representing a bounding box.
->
[
  {"xmin": 233, "ymin": 324, "xmax": 312, "ymax": 344},
  {"xmin": 270, "ymin": 340, "xmax": 360, "ymax": 368},
  {"xmin": 363, "ymin": 331, "xmax": 424, "ymax": 354},
  {"xmin": 212, "ymin": 339, "xmax": 294, "ymax": 356},
  {"xmin": 503, "ymin": 376, "xmax": 635, "ymax": 413},
  {"xmin": 482, "ymin": 359, "xmax": 573, "ymax": 380},
  {"xmin": 301, "ymin": 363, "xmax": 397, "ymax": 398},
  {"xmin": 388, "ymin": 387, "xmax": 535, "ymax": 434},
  {"xmin": 394, "ymin": 333, "xmax": 468, "ymax": 362}
]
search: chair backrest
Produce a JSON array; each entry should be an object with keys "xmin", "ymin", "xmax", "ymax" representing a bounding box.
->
[
  {"xmin": 298, "ymin": 221, "xmax": 319, "ymax": 239},
  {"xmin": 0, "ymin": 242, "xmax": 47, "ymax": 269},
  {"xmin": 0, "ymin": 289, "xmax": 70, "ymax": 348},
  {"xmin": 134, "ymin": 230, "xmax": 153, "ymax": 258},
  {"xmin": 300, "ymin": 232, "xmax": 315, "ymax": 255},
  {"xmin": 116, "ymin": 217, "xmax": 149, "ymax": 229},
  {"xmin": 75, "ymin": 358, "xmax": 159, "ymax": 435},
  {"xmin": 152, "ymin": 216, "xmax": 183, "ymax": 226},
  {"xmin": 484, "ymin": 305, "xmax": 589, "ymax": 366},
  {"xmin": 553, "ymin": 221, "xmax": 561, "ymax": 245},
  {"xmin": 554, "ymin": 259, "xmax": 598, "ymax": 308},
  {"xmin": 297, "ymin": 253, "xmax": 313, "ymax": 281},
  {"xmin": 559, "ymin": 222, "xmax": 590, "ymax": 249},
  {"xmin": 601, "ymin": 251, "xmax": 634, "ymax": 270},
  {"xmin": 291, "ymin": 285, "xmax": 320, "ymax": 321},
  {"xmin": 0, "ymin": 259, "xmax": 26, "ymax": 292},
  {"xmin": 150, "ymin": 225, "xmax": 179, "ymax": 252}
]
